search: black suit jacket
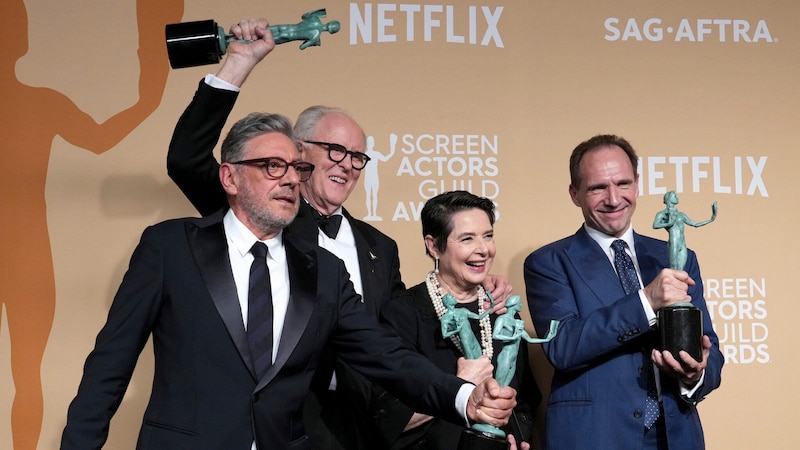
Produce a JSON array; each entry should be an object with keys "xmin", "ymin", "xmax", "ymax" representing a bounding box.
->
[
  {"xmin": 374, "ymin": 282, "xmax": 540, "ymax": 449},
  {"xmin": 166, "ymin": 80, "xmax": 407, "ymax": 448},
  {"xmin": 166, "ymin": 80, "xmax": 406, "ymax": 310},
  {"xmin": 61, "ymin": 212, "xmax": 463, "ymax": 450}
]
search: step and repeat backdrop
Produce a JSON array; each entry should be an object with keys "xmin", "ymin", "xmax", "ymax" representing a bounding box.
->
[{"xmin": 1, "ymin": 0, "xmax": 796, "ymax": 448}]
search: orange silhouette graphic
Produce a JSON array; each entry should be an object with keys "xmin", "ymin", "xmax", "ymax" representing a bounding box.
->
[{"xmin": 0, "ymin": 0, "xmax": 183, "ymax": 448}]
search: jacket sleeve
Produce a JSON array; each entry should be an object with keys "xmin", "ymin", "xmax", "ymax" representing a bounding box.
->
[
  {"xmin": 61, "ymin": 227, "xmax": 165, "ymax": 449},
  {"xmin": 682, "ymin": 251, "xmax": 724, "ymax": 402},
  {"xmin": 327, "ymin": 257, "xmax": 465, "ymax": 427},
  {"xmin": 371, "ymin": 293, "xmax": 420, "ymax": 446},
  {"xmin": 524, "ymin": 246, "xmax": 652, "ymax": 372},
  {"xmin": 167, "ymin": 80, "xmax": 236, "ymax": 216}
]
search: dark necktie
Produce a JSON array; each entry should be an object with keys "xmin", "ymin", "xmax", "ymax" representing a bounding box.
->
[
  {"xmin": 248, "ymin": 242, "xmax": 273, "ymax": 380},
  {"xmin": 612, "ymin": 239, "xmax": 640, "ymax": 296},
  {"xmin": 313, "ymin": 210, "xmax": 342, "ymax": 239},
  {"xmin": 611, "ymin": 239, "xmax": 660, "ymax": 428}
]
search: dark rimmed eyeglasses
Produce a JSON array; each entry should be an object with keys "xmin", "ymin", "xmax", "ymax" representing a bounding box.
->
[
  {"xmin": 230, "ymin": 158, "xmax": 314, "ymax": 182},
  {"xmin": 304, "ymin": 140, "xmax": 371, "ymax": 170}
]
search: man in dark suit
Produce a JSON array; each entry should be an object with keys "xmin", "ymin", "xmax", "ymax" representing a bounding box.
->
[
  {"xmin": 62, "ymin": 110, "xmax": 516, "ymax": 450},
  {"xmin": 166, "ymin": 18, "xmax": 511, "ymax": 450},
  {"xmin": 524, "ymin": 135, "xmax": 723, "ymax": 450}
]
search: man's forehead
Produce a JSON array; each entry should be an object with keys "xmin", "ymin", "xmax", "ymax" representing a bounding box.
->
[
  {"xmin": 582, "ymin": 146, "xmax": 632, "ymax": 169},
  {"xmin": 315, "ymin": 113, "xmax": 366, "ymax": 148},
  {"xmin": 246, "ymin": 132, "xmax": 300, "ymax": 158}
]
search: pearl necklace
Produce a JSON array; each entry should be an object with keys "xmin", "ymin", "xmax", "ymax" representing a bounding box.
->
[{"xmin": 425, "ymin": 271, "xmax": 493, "ymax": 359}]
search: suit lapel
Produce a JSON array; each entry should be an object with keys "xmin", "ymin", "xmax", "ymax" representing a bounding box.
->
[
  {"xmin": 291, "ymin": 202, "xmax": 377, "ymax": 313},
  {"xmin": 286, "ymin": 200, "xmax": 323, "ymax": 245},
  {"xmin": 633, "ymin": 233, "xmax": 665, "ymax": 286},
  {"xmin": 255, "ymin": 234, "xmax": 318, "ymax": 391},
  {"xmin": 186, "ymin": 214, "xmax": 255, "ymax": 376},
  {"xmin": 566, "ymin": 227, "xmax": 626, "ymax": 306},
  {"xmin": 342, "ymin": 207, "xmax": 380, "ymax": 315}
]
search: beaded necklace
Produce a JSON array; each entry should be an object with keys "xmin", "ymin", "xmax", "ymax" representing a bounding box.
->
[{"xmin": 425, "ymin": 271, "xmax": 493, "ymax": 359}]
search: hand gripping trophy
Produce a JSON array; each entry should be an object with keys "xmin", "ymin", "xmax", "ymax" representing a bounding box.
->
[
  {"xmin": 165, "ymin": 9, "xmax": 340, "ymax": 68},
  {"xmin": 443, "ymin": 295, "xmax": 558, "ymax": 450},
  {"xmin": 652, "ymin": 191, "xmax": 717, "ymax": 362}
]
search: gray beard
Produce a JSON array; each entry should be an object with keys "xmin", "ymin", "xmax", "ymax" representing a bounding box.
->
[{"xmin": 239, "ymin": 193, "xmax": 296, "ymax": 235}]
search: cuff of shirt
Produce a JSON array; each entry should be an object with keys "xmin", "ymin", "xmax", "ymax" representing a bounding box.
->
[
  {"xmin": 456, "ymin": 383, "xmax": 474, "ymax": 426},
  {"xmin": 639, "ymin": 289, "xmax": 657, "ymax": 327},
  {"xmin": 680, "ymin": 369, "xmax": 706, "ymax": 399},
  {"xmin": 204, "ymin": 74, "xmax": 240, "ymax": 92}
]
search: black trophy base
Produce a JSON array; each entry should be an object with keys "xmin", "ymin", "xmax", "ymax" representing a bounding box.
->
[
  {"xmin": 458, "ymin": 428, "xmax": 509, "ymax": 450},
  {"xmin": 658, "ymin": 304, "xmax": 703, "ymax": 362},
  {"xmin": 165, "ymin": 20, "xmax": 225, "ymax": 69}
]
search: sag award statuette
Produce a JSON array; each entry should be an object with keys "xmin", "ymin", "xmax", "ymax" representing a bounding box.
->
[
  {"xmin": 652, "ymin": 191, "xmax": 718, "ymax": 362},
  {"xmin": 165, "ymin": 9, "xmax": 341, "ymax": 69},
  {"xmin": 445, "ymin": 295, "xmax": 558, "ymax": 450}
]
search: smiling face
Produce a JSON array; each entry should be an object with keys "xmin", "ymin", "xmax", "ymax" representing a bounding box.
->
[
  {"xmin": 299, "ymin": 111, "xmax": 366, "ymax": 215},
  {"xmin": 221, "ymin": 132, "xmax": 302, "ymax": 239},
  {"xmin": 426, "ymin": 208, "xmax": 496, "ymax": 299},
  {"xmin": 569, "ymin": 145, "xmax": 639, "ymax": 238}
]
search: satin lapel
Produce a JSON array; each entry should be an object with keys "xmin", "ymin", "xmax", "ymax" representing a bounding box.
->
[
  {"xmin": 186, "ymin": 217, "xmax": 255, "ymax": 377},
  {"xmin": 343, "ymin": 208, "xmax": 378, "ymax": 315},
  {"xmin": 566, "ymin": 227, "xmax": 625, "ymax": 307},
  {"xmin": 286, "ymin": 200, "xmax": 323, "ymax": 245},
  {"xmin": 255, "ymin": 234, "xmax": 317, "ymax": 391}
]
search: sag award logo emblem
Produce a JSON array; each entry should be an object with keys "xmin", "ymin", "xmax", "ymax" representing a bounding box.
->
[{"xmin": 363, "ymin": 135, "xmax": 396, "ymax": 221}]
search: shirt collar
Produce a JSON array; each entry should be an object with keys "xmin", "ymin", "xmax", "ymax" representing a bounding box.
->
[
  {"xmin": 224, "ymin": 209, "xmax": 285, "ymax": 260},
  {"xmin": 584, "ymin": 223, "xmax": 636, "ymax": 258}
]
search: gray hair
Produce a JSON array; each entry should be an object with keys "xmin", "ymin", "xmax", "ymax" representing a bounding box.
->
[
  {"xmin": 294, "ymin": 105, "xmax": 365, "ymax": 142},
  {"xmin": 221, "ymin": 112, "xmax": 294, "ymax": 163}
]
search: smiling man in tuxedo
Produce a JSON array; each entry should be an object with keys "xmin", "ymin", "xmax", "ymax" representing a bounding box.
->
[
  {"xmin": 63, "ymin": 109, "xmax": 516, "ymax": 450},
  {"xmin": 166, "ymin": 18, "xmax": 513, "ymax": 450}
]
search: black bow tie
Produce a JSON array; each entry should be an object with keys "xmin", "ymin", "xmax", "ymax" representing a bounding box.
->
[{"xmin": 313, "ymin": 211, "xmax": 342, "ymax": 239}]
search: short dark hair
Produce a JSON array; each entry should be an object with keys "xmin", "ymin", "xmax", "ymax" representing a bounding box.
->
[
  {"xmin": 220, "ymin": 112, "xmax": 294, "ymax": 163},
  {"xmin": 569, "ymin": 134, "xmax": 638, "ymax": 187},
  {"xmin": 421, "ymin": 190, "xmax": 495, "ymax": 256}
]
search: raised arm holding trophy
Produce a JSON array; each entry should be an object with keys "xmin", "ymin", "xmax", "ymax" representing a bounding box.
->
[
  {"xmin": 60, "ymin": 13, "xmax": 525, "ymax": 450},
  {"xmin": 165, "ymin": 9, "xmax": 340, "ymax": 68}
]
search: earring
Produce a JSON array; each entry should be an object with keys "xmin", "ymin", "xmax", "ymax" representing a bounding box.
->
[{"xmin": 434, "ymin": 258, "xmax": 439, "ymax": 274}]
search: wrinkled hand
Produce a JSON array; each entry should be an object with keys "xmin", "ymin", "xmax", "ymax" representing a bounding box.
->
[
  {"xmin": 217, "ymin": 18, "xmax": 276, "ymax": 86},
  {"xmin": 483, "ymin": 274, "xmax": 512, "ymax": 314},
  {"xmin": 467, "ymin": 378, "xmax": 516, "ymax": 427},
  {"xmin": 652, "ymin": 335, "xmax": 711, "ymax": 386},
  {"xmin": 643, "ymin": 269, "xmax": 694, "ymax": 311},
  {"xmin": 507, "ymin": 433, "xmax": 530, "ymax": 450},
  {"xmin": 456, "ymin": 356, "xmax": 494, "ymax": 385}
]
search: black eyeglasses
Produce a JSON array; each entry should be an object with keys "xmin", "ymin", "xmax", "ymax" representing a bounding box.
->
[
  {"xmin": 231, "ymin": 158, "xmax": 314, "ymax": 182},
  {"xmin": 304, "ymin": 140, "xmax": 371, "ymax": 170}
]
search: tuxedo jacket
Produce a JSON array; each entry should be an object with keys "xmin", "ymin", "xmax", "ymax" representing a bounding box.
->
[
  {"xmin": 523, "ymin": 227, "xmax": 723, "ymax": 450},
  {"xmin": 61, "ymin": 212, "xmax": 462, "ymax": 450},
  {"xmin": 167, "ymin": 80, "xmax": 406, "ymax": 313},
  {"xmin": 166, "ymin": 80, "xmax": 406, "ymax": 448}
]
